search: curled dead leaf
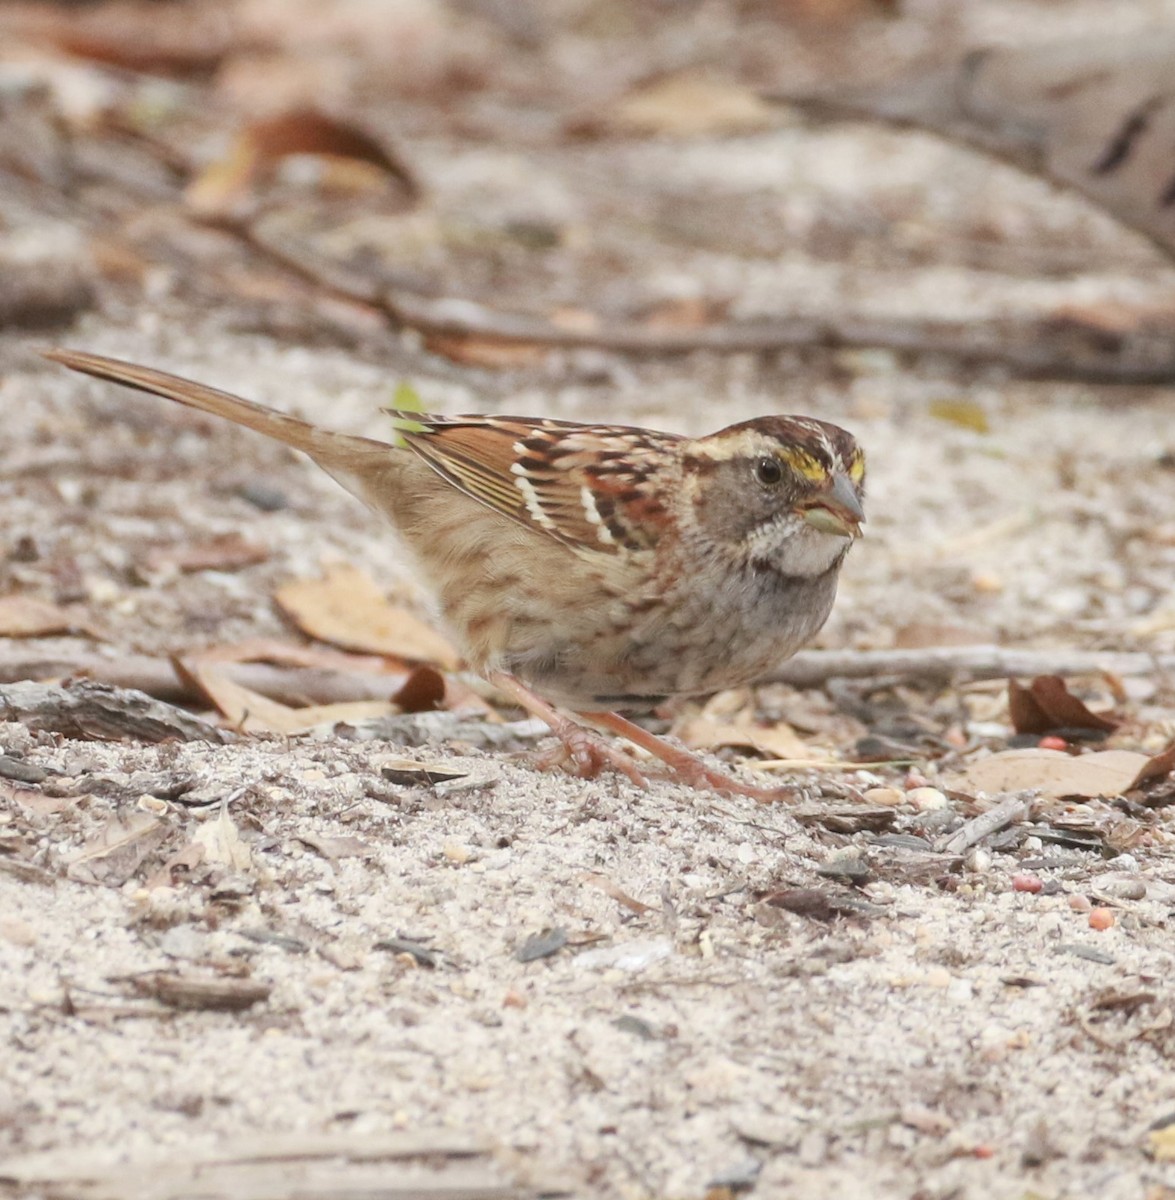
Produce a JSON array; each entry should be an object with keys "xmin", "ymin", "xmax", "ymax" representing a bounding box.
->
[
  {"xmin": 186, "ymin": 108, "xmax": 419, "ymax": 216},
  {"xmin": 179, "ymin": 659, "xmax": 397, "ymax": 735},
  {"xmin": 1008, "ymin": 676, "xmax": 1119, "ymax": 736},
  {"xmin": 0, "ymin": 594, "xmax": 99, "ymax": 639},
  {"xmin": 274, "ymin": 566, "xmax": 459, "ymax": 670}
]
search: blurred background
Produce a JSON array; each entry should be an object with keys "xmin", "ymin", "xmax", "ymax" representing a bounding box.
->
[{"xmin": 1, "ymin": 0, "xmax": 1175, "ymax": 724}]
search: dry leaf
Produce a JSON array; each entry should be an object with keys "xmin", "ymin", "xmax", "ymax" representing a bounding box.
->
[
  {"xmin": 1128, "ymin": 742, "xmax": 1175, "ymax": 791},
  {"xmin": 142, "ymin": 534, "xmax": 269, "ymax": 575},
  {"xmin": 421, "ymin": 333, "xmax": 548, "ymax": 368},
  {"xmin": 192, "ymin": 806, "xmax": 252, "ymax": 873},
  {"xmin": 0, "ymin": 595, "xmax": 93, "ymax": 638},
  {"xmin": 274, "ymin": 566, "xmax": 459, "ymax": 669},
  {"xmin": 186, "ymin": 108, "xmax": 418, "ymax": 216},
  {"xmin": 579, "ymin": 873, "xmax": 655, "ymax": 914},
  {"xmin": 182, "ymin": 660, "xmax": 396, "ymax": 735},
  {"xmin": 48, "ymin": 4, "xmax": 230, "ymax": 76},
  {"xmin": 596, "ymin": 74, "xmax": 774, "ymax": 138},
  {"xmin": 954, "ymin": 748, "xmax": 1149, "ymax": 800},
  {"xmin": 296, "ymin": 834, "xmax": 374, "ymax": 860},
  {"xmin": 892, "ymin": 622, "xmax": 992, "ymax": 649},
  {"xmin": 1008, "ymin": 676, "xmax": 1119, "ymax": 735},
  {"xmin": 1147, "ymin": 1121, "xmax": 1175, "ymax": 1162},
  {"xmin": 927, "ymin": 398, "xmax": 990, "ymax": 434},
  {"xmin": 378, "ymin": 759, "xmax": 468, "ymax": 786},
  {"xmin": 390, "ymin": 665, "xmax": 446, "ymax": 714},
  {"xmin": 67, "ymin": 812, "xmax": 170, "ymax": 886},
  {"xmin": 675, "ymin": 715, "xmax": 812, "ymax": 761}
]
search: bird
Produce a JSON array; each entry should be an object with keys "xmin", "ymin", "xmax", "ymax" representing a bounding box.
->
[{"xmin": 43, "ymin": 348, "xmax": 865, "ymax": 801}]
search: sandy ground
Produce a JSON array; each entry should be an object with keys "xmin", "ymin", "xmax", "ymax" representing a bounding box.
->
[{"xmin": 3, "ymin": 2, "xmax": 1175, "ymax": 1198}]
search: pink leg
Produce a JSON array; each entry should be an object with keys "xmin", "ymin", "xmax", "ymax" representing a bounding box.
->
[
  {"xmin": 488, "ymin": 672, "xmax": 649, "ymax": 788},
  {"xmin": 582, "ymin": 711, "xmax": 797, "ymax": 804}
]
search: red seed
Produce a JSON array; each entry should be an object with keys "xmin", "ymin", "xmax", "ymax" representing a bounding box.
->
[
  {"xmin": 1089, "ymin": 907, "xmax": 1114, "ymax": 931},
  {"xmin": 1038, "ymin": 736, "xmax": 1067, "ymax": 751},
  {"xmin": 1012, "ymin": 874, "xmax": 1043, "ymax": 894}
]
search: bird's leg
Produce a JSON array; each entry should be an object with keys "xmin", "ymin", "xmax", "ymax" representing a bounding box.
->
[
  {"xmin": 487, "ymin": 672, "xmax": 649, "ymax": 789},
  {"xmin": 580, "ymin": 710, "xmax": 797, "ymax": 803}
]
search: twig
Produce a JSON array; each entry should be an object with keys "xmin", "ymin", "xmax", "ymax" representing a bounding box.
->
[
  {"xmin": 937, "ymin": 797, "xmax": 1031, "ymax": 854},
  {"xmin": 2, "ymin": 645, "xmax": 1170, "ymax": 714},
  {"xmin": 767, "ymin": 645, "xmax": 1175, "ymax": 688},
  {"xmin": 246, "ymin": 227, "xmax": 1175, "ymax": 385}
]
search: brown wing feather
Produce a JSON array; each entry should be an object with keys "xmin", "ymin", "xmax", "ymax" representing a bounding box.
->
[{"xmin": 389, "ymin": 412, "xmax": 681, "ymax": 554}]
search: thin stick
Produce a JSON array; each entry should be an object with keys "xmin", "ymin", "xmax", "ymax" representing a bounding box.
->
[
  {"xmin": 247, "ymin": 228, "xmax": 1175, "ymax": 385},
  {"xmin": 937, "ymin": 797, "xmax": 1031, "ymax": 854},
  {"xmin": 767, "ymin": 645, "xmax": 1175, "ymax": 688}
]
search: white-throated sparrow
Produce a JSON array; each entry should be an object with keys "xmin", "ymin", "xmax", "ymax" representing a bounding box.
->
[{"xmin": 44, "ymin": 349, "xmax": 865, "ymax": 800}]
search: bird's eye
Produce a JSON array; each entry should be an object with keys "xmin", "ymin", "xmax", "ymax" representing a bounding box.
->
[{"xmin": 753, "ymin": 456, "xmax": 783, "ymax": 486}]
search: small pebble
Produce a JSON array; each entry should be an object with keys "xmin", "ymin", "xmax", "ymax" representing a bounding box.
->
[
  {"xmin": 1038, "ymin": 736, "xmax": 1067, "ymax": 751},
  {"xmin": 443, "ymin": 844, "xmax": 472, "ymax": 864},
  {"xmin": 965, "ymin": 848, "xmax": 992, "ymax": 874},
  {"xmin": 1068, "ymin": 894, "xmax": 1092, "ymax": 912},
  {"xmin": 863, "ymin": 786, "xmax": 905, "ymax": 806},
  {"xmin": 907, "ymin": 786, "xmax": 949, "ymax": 812},
  {"xmin": 1101, "ymin": 878, "xmax": 1146, "ymax": 901},
  {"xmin": 1012, "ymin": 873, "xmax": 1043, "ymax": 894}
]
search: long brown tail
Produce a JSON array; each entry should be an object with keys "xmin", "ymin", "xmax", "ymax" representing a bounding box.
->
[{"xmin": 42, "ymin": 348, "xmax": 391, "ymax": 467}]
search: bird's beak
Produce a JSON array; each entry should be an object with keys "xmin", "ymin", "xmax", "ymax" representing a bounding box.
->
[{"xmin": 798, "ymin": 473, "xmax": 865, "ymax": 539}]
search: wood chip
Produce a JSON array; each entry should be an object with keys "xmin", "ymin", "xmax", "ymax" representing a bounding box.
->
[
  {"xmin": 0, "ymin": 680, "xmax": 226, "ymax": 744},
  {"xmin": 129, "ymin": 972, "xmax": 272, "ymax": 1012}
]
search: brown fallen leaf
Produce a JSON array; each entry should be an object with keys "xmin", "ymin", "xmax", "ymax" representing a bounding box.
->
[
  {"xmin": 142, "ymin": 534, "xmax": 269, "ymax": 575},
  {"xmin": 391, "ymin": 665, "xmax": 446, "ymax": 714},
  {"xmin": 579, "ymin": 872, "xmax": 656, "ymax": 914},
  {"xmin": 421, "ymin": 333, "xmax": 548, "ymax": 369},
  {"xmin": 579, "ymin": 73, "xmax": 775, "ymax": 138},
  {"xmin": 954, "ymin": 748, "xmax": 1149, "ymax": 800},
  {"xmin": 186, "ymin": 107, "xmax": 419, "ymax": 216},
  {"xmin": 46, "ymin": 3, "xmax": 230, "ymax": 77},
  {"xmin": 892, "ymin": 621, "xmax": 993, "ymax": 649},
  {"xmin": 675, "ymin": 715, "xmax": 812, "ymax": 761},
  {"xmin": 274, "ymin": 566, "xmax": 460, "ymax": 669},
  {"xmin": 1008, "ymin": 676, "xmax": 1119, "ymax": 736},
  {"xmin": 67, "ymin": 812, "xmax": 171, "ymax": 887},
  {"xmin": 0, "ymin": 594, "xmax": 98, "ymax": 639},
  {"xmin": 296, "ymin": 833, "xmax": 374, "ymax": 861},
  {"xmin": 1128, "ymin": 742, "xmax": 1175, "ymax": 792},
  {"xmin": 181, "ymin": 660, "xmax": 396, "ymax": 735},
  {"xmin": 927, "ymin": 397, "xmax": 990, "ymax": 434}
]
